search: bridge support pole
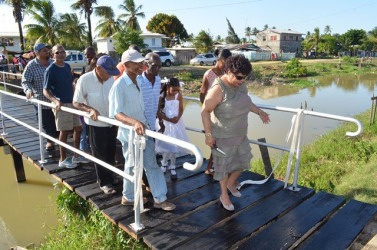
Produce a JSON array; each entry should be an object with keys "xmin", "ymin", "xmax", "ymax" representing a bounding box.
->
[
  {"xmin": 10, "ymin": 147, "xmax": 26, "ymax": 182},
  {"xmin": 258, "ymin": 138, "xmax": 274, "ymax": 178}
]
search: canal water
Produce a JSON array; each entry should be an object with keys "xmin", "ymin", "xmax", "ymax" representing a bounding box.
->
[{"xmin": 0, "ymin": 73, "xmax": 376, "ymax": 248}]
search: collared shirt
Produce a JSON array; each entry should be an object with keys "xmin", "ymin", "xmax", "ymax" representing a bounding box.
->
[
  {"xmin": 140, "ymin": 72, "xmax": 161, "ymax": 131},
  {"xmin": 73, "ymin": 70, "xmax": 114, "ymax": 127},
  {"xmin": 21, "ymin": 58, "xmax": 53, "ymax": 109},
  {"xmin": 109, "ymin": 71, "xmax": 149, "ymax": 143}
]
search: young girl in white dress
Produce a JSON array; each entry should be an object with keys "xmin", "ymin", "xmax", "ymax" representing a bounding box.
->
[{"xmin": 155, "ymin": 77, "xmax": 189, "ymax": 180}]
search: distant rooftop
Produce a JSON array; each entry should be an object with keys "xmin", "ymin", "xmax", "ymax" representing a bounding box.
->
[{"xmin": 261, "ymin": 29, "xmax": 303, "ymax": 35}]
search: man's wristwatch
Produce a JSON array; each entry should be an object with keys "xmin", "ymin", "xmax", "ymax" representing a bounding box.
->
[{"xmin": 205, "ymin": 132, "xmax": 212, "ymax": 137}]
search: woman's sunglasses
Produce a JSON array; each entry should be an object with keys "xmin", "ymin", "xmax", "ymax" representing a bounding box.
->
[{"xmin": 233, "ymin": 73, "xmax": 247, "ymax": 80}]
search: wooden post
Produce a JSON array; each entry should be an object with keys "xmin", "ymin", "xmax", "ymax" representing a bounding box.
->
[
  {"xmin": 258, "ymin": 138, "xmax": 274, "ymax": 178},
  {"xmin": 10, "ymin": 147, "xmax": 26, "ymax": 182},
  {"xmin": 0, "ymin": 138, "xmax": 4, "ymax": 147}
]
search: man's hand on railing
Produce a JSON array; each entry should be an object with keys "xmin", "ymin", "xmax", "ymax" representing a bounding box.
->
[
  {"xmin": 26, "ymin": 92, "xmax": 34, "ymax": 100},
  {"xmin": 89, "ymin": 108, "xmax": 100, "ymax": 121},
  {"xmin": 134, "ymin": 121, "xmax": 146, "ymax": 136},
  {"xmin": 54, "ymin": 100, "xmax": 63, "ymax": 111}
]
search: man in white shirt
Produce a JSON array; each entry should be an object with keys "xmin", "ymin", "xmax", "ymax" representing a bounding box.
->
[{"xmin": 73, "ymin": 55, "xmax": 120, "ymax": 194}]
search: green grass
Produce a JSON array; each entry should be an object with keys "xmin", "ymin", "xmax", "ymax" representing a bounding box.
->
[
  {"xmin": 251, "ymin": 110, "xmax": 377, "ymax": 204},
  {"xmin": 285, "ymin": 78, "xmax": 317, "ymax": 88},
  {"xmin": 37, "ymin": 186, "xmax": 147, "ymax": 249}
]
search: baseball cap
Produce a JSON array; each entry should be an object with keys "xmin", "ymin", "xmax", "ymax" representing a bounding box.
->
[
  {"xmin": 121, "ymin": 49, "xmax": 144, "ymax": 63},
  {"xmin": 34, "ymin": 43, "xmax": 47, "ymax": 53},
  {"xmin": 97, "ymin": 55, "xmax": 120, "ymax": 76}
]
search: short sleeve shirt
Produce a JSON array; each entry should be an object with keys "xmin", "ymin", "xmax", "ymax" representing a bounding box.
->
[
  {"xmin": 109, "ymin": 72, "xmax": 149, "ymax": 143},
  {"xmin": 43, "ymin": 63, "xmax": 74, "ymax": 103},
  {"xmin": 73, "ymin": 70, "xmax": 113, "ymax": 127},
  {"xmin": 140, "ymin": 72, "xmax": 161, "ymax": 131}
]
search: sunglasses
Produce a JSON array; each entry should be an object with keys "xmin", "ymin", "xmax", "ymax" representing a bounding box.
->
[
  {"xmin": 55, "ymin": 51, "xmax": 66, "ymax": 55},
  {"xmin": 234, "ymin": 74, "xmax": 247, "ymax": 80}
]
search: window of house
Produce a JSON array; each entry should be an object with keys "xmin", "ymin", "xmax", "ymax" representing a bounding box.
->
[
  {"xmin": 263, "ymin": 36, "xmax": 266, "ymax": 41},
  {"xmin": 283, "ymin": 35, "xmax": 286, "ymax": 41},
  {"xmin": 290, "ymin": 36, "xmax": 293, "ymax": 40},
  {"xmin": 152, "ymin": 38, "xmax": 155, "ymax": 46},
  {"xmin": 296, "ymin": 36, "xmax": 299, "ymax": 41}
]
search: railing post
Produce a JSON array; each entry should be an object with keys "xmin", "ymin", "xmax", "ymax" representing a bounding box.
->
[
  {"xmin": 2, "ymin": 71, "xmax": 6, "ymax": 91},
  {"xmin": 289, "ymin": 115, "xmax": 305, "ymax": 192},
  {"xmin": 0, "ymin": 92, "xmax": 6, "ymax": 135},
  {"xmin": 37, "ymin": 103, "xmax": 47, "ymax": 164}
]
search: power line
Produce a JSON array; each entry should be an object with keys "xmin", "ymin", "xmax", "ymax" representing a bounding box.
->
[{"xmin": 144, "ymin": 0, "xmax": 263, "ymax": 14}]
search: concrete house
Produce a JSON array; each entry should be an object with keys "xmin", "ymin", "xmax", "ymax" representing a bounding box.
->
[
  {"xmin": 256, "ymin": 29, "xmax": 302, "ymax": 54},
  {"xmin": 96, "ymin": 31, "xmax": 166, "ymax": 56},
  {"xmin": 0, "ymin": 31, "xmax": 22, "ymax": 53}
]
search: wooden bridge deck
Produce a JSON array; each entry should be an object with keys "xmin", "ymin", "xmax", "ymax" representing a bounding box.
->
[{"xmin": 1, "ymin": 95, "xmax": 376, "ymax": 249}]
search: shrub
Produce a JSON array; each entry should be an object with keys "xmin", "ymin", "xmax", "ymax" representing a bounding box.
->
[
  {"xmin": 284, "ymin": 58, "xmax": 308, "ymax": 78},
  {"xmin": 342, "ymin": 55, "xmax": 358, "ymax": 64}
]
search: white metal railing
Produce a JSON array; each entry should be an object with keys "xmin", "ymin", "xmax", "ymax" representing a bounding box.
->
[{"xmin": 0, "ymin": 72, "xmax": 203, "ymax": 232}]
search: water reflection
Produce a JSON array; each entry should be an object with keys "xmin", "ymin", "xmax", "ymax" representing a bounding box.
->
[{"xmin": 184, "ymin": 73, "xmax": 377, "ymax": 159}]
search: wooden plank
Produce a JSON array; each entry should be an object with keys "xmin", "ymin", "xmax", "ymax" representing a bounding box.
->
[
  {"xmin": 10, "ymin": 147, "xmax": 26, "ymax": 182},
  {"xmin": 175, "ymin": 187, "xmax": 314, "ymax": 250},
  {"xmin": 9, "ymin": 136, "xmax": 40, "ymax": 146},
  {"xmin": 76, "ymin": 182, "xmax": 103, "ymax": 200},
  {"xmin": 13, "ymin": 140, "xmax": 41, "ymax": 149},
  {"xmin": 297, "ymin": 199, "xmax": 377, "ymax": 250},
  {"xmin": 130, "ymin": 172, "xmax": 283, "ymax": 240},
  {"xmin": 89, "ymin": 187, "xmax": 124, "ymax": 210},
  {"xmin": 237, "ymin": 191, "xmax": 345, "ymax": 250},
  {"xmin": 52, "ymin": 164, "xmax": 96, "ymax": 182},
  {"xmin": 62, "ymin": 172, "xmax": 98, "ymax": 191},
  {"xmin": 258, "ymin": 138, "xmax": 273, "ymax": 177}
]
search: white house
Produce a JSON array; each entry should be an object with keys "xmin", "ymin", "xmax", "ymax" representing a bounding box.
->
[
  {"xmin": 96, "ymin": 30, "xmax": 166, "ymax": 55},
  {"xmin": 0, "ymin": 31, "xmax": 22, "ymax": 53}
]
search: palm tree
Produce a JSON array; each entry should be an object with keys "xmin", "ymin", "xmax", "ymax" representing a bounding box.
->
[
  {"xmin": 2, "ymin": 0, "xmax": 35, "ymax": 51},
  {"xmin": 251, "ymin": 27, "xmax": 259, "ymax": 40},
  {"xmin": 58, "ymin": 13, "xmax": 87, "ymax": 49},
  {"xmin": 118, "ymin": 0, "xmax": 145, "ymax": 31},
  {"xmin": 245, "ymin": 26, "xmax": 251, "ymax": 42},
  {"xmin": 95, "ymin": 6, "xmax": 122, "ymax": 38},
  {"xmin": 312, "ymin": 27, "xmax": 321, "ymax": 56},
  {"xmin": 24, "ymin": 0, "xmax": 59, "ymax": 45},
  {"xmin": 71, "ymin": 0, "xmax": 98, "ymax": 46},
  {"xmin": 324, "ymin": 25, "xmax": 331, "ymax": 35}
]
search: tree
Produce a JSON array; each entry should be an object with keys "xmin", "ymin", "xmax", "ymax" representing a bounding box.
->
[
  {"xmin": 193, "ymin": 30, "xmax": 213, "ymax": 54},
  {"xmin": 118, "ymin": 0, "xmax": 144, "ymax": 31},
  {"xmin": 95, "ymin": 6, "xmax": 122, "ymax": 38},
  {"xmin": 2, "ymin": 0, "xmax": 35, "ymax": 51},
  {"xmin": 263, "ymin": 24, "xmax": 268, "ymax": 30},
  {"xmin": 71, "ymin": 0, "xmax": 98, "ymax": 46},
  {"xmin": 58, "ymin": 13, "xmax": 87, "ymax": 50},
  {"xmin": 369, "ymin": 27, "xmax": 377, "ymax": 38},
  {"xmin": 113, "ymin": 28, "xmax": 146, "ymax": 54},
  {"xmin": 324, "ymin": 25, "xmax": 331, "ymax": 35},
  {"xmin": 147, "ymin": 13, "xmax": 188, "ymax": 41},
  {"xmin": 251, "ymin": 27, "xmax": 259, "ymax": 39},
  {"xmin": 24, "ymin": 0, "xmax": 59, "ymax": 45},
  {"xmin": 245, "ymin": 26, "xmax": 251, "ymax": 42},
  {"xmin": 225, "ymin": 18, "xmax": 240, "ymax": 44},
  {"xmin": 312, "ymin": 27, "xmax": 321, "ymax": 56},
  {"xmin": 214, "ymin": 35, "xmax": 223, "ymax": 43},
  {"xmin": 343, "ymin": 29, "xmax": 367, "ymax": 47}
]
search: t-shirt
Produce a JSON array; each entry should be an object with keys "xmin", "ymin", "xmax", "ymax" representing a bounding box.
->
[{"xmin": 44, "ymin": 63, "xmax": 74, "ymax": 103}]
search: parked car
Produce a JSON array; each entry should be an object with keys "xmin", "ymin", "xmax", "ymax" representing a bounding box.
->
[
  {"xmin": 190, "ymin": 53, "xmax": 217, "ymax": 66},
  {"xmin": 64, "ymin": 50, "xmax": 87, "ymax": 71},
  {"xmin": 154, "ymin": 51, "xmax": 174, "ymax": 67}
]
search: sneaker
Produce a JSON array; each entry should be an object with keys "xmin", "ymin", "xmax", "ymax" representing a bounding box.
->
[
  {"xmin": 161, "ymin": 165, "xmax": 167, "ymax": 173},
  {"xmin": 100, "ymin": 185, "xmax": 116, "ymax": 195},
  {"xmin": 58, "ymin": 157, "xmax": 77, "ymax": 169},
  {"xmin": 121, "ymin": 196, "xmax": 148, "ymax": 206},
  {"xmin": 154, "ymin": 201, "xmax": 176, "ymax": 211},
  {"xmin": 72, "ymin": 155, "xmax": 90, "ymax": 164}
]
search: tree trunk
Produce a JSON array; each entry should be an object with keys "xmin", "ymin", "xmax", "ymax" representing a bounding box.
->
[
  {"xmin": 17, "ymin": 20, "xmax": 24, "ymax": 52},
  {"xmin": 87, "ymin": 14, "xmax": 93, "ymax": 46}
]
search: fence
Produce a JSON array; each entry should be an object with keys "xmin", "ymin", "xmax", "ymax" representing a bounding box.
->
[{"xmin": 232, "ymin": 51, "xmax": 296, "ymax": 62}]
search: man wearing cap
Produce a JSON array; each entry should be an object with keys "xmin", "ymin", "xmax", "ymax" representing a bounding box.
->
[
  {"xmin": 21, "ymin": 43, "xmax": 59, "ymax": 151},
  {"xmin": 109, "ymin": 49, "xmax": 176, "ymax": 211},
  {"xmin": 73, "ymin": 55, "xmax": 120, "ymax": 194},
  {"xmin": 43, "ymin": 45, "xmax": 89, "ymax": 168}
]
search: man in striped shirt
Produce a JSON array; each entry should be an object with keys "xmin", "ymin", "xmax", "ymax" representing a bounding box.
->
[{"xmin": 21, "ymin": 43, "xmax": 58, "ymax": 151}]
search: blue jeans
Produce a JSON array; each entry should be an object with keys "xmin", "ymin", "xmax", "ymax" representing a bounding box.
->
[
  {"xmin": 33, "ymin": 106, "xmax": 59, "ymax": 143},
  {"xmin": 121, "ymin": 137, "xmax": 167, "ymax": 203},
  {"xmin": 80, "ymin": 118, "xmax": 89, "ymax": 151}
]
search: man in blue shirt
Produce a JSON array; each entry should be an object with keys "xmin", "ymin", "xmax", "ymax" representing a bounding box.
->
[
  {"xmin": 109, "ymin": 49, "xmax": 175, "ymax": 211},
  {"xmin": 43, "ymin": 45, "xmax": 89, "ymax": 168}
]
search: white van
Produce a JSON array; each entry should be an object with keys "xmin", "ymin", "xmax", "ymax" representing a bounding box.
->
[{"xmin": 64, "ymin": 50, "xmax": 87, "ymax": 71}]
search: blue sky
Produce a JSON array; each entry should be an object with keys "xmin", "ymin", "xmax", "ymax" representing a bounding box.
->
[{"xmin": 2, "ymin": 0, "xmax": 377, "ymax": 38}]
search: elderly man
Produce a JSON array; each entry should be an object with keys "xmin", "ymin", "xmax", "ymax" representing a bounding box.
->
[
  {"xmin": 43, "ymin": 45, "xmax": 89, "ymax": 168},
  {"xmin": 109, "ymin": 49, "xmax": 175, "ymax": 211},
  {"xmin": 84, "ymin": 47, "xmax": 96, "ymax": 73},
  {"xmin": 73, "ymin": 55, "xmax": 120, "ymax": 194},
  {"xmin": 21, "ymin": 43, "xmax": 59, "ymax": 151}
]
